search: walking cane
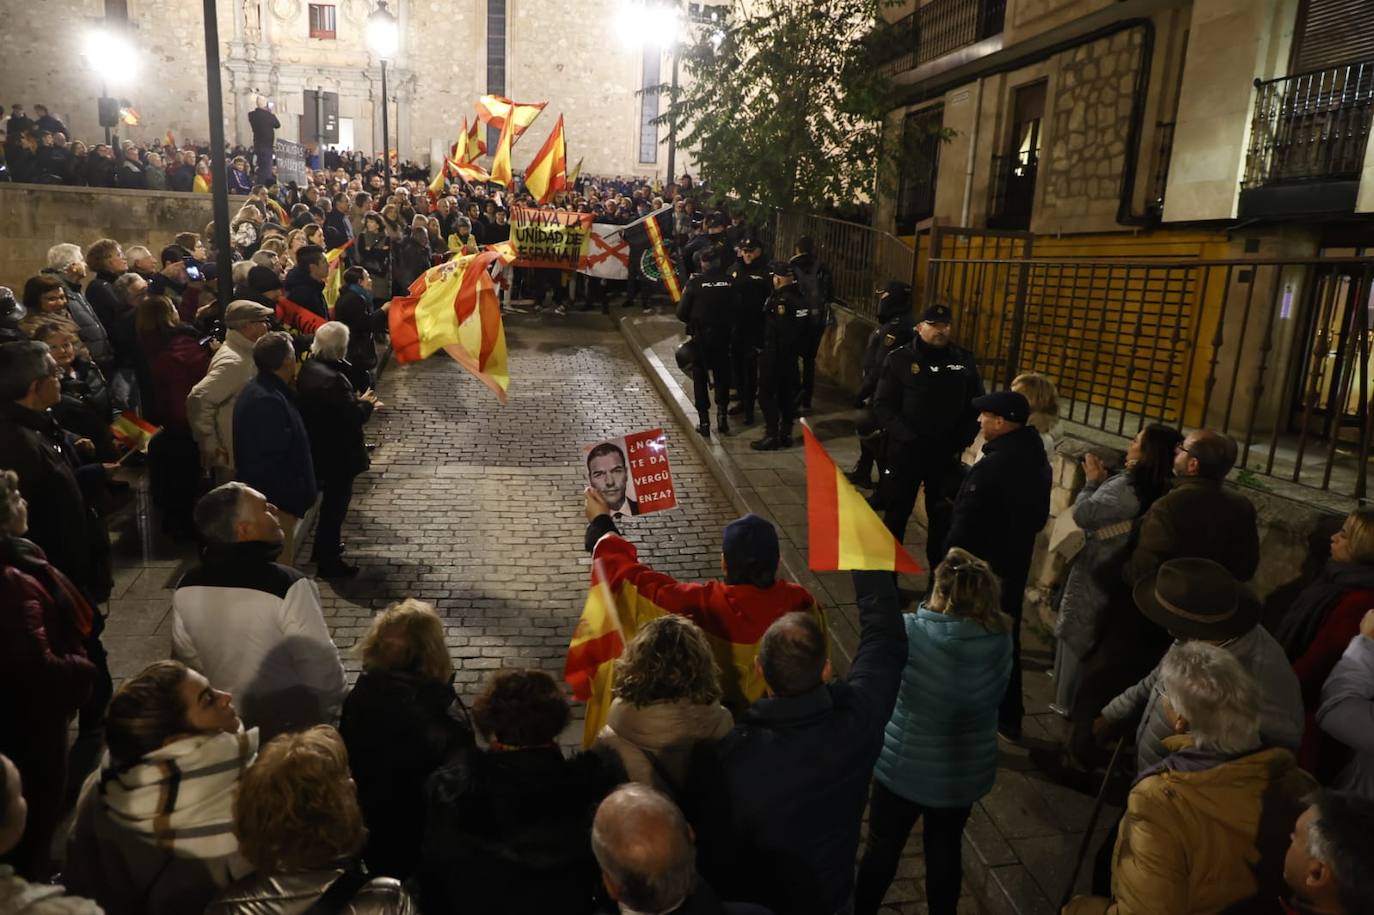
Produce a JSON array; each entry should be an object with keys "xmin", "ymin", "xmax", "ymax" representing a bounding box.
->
[{"xmin": 1058, "ymin": 738, "xmax": 1126, "ymax": 910}]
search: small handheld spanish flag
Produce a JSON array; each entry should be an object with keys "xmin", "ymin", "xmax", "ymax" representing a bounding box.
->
[
  {"xmin": 803, "ymin": 422, "xmax": 921, "ymax": 573},
  {"xmin": 111, "ymin": 412, "xmax": 160, "ymax": 454}
]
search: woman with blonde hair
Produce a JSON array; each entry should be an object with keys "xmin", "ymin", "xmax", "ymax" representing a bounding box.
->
[
  {"xmin": 854, "ymin": 548, "xmax": 1012, "ymax": 915},
  {"xmin": 338, "ymin": 600, "xmax": 474, "ymax": 879},
  {"xmin": 595, "ymin": 615, "xmax": 732, "ymax": 793},
  {"xmin": 1275, "ymin": 505, "xmax": 1374, "ymax": 779},
  {"xmin": 1011, "ymin": 371, "xmax": 1059, "ymax": 461},
  {"xmin": 208, "ymin": 726, "xmax": 416, "ymax": 913}
]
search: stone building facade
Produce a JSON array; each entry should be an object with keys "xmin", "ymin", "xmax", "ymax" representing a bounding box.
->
[{"xmin": 0, "ymin": 0, "xmax": 691, "ymax": 178}]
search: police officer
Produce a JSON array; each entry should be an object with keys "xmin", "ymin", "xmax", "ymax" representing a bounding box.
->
[
  {"xmin": 790, "ymin": 235, "xmax": 833, "ymax": 413},
  {"xmin": 676, "ymin": 244, "xmax": 738, "ymax": 437},
  {"xmin": 870, "ymin": 302, "xmax": 984, "ymax": 569},
  {"xmin": 848, "ymin": 280, "xmax": 916, "ymax": 489},
  {"xmin": 751, "ymin": 262, "xmax": 808, "ymax": 451},
  {"xmin": 684, "ymin": 211, "xmax": 730, "ymax": 275},
  {"xmin": 728, "ymin": 237, "xmax": 771, "ymax": 426}
]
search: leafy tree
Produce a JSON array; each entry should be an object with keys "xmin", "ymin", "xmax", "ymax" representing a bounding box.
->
[{"xmin": 655, "ymin": 0, "xmax": 944, "ymax": 226}]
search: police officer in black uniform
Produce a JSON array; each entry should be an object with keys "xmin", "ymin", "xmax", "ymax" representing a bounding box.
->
[
  {"xmin": 728, "ymin": 237, "xmax": 770, "ymax": 426},
  {"xmin": 676, "ymin": 245, "xmax": 738, "ymax": 438},
  {"xmin": 871, "ymin": 302, "xmax": 984, "ymax": 569},
  {"xmin": 848, "ymin": 280, "xmax": 917, "ymax": 489},
  {"xmin": 751, "ymin": 261, "xmax": 808, "ymax": 451},
  {"xmin": 684, "ymin": 212, "xmax": 730, "ymax": 275}
]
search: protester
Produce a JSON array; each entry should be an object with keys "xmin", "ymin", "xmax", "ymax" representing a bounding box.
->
[
  {"xmin": 333, "ymin": 266, "xmax": 390, "ymax": 390},
  {"xmin": 172, "ymin": 481, "xmax": 344, "ymax": 738},
  {"xmin": 1317, "ymin": 609, "xmax": 1374, "ymax": 797},
  {"xmin": 1275, "ymin": 508, "xmax": 1374, "ymax": 779},
  {"xmin": 42, "ymin": 243, "xmax": 114, "ymax": 377},
  {"xmin": 1010, "ymin": 372, "xmax": 1059, "ymax": 461},
  {"xmin": 29, "ymin": 322, "xmax": 115, "ymax": 462},
  {"xmin": 1283, "ymin": 790, "xmax": 1374, "ymax": 914},
  {"xmin": 854, "ymin": 549, "xmax": 1012, "ymax": 915},
  {"xmin": 946, "ymin": 389, "xmax": 1051, "ymax": 741},
  {"xmin": 232, "ymin": 331, "xmax": 317, "ymax": 562},
  {"xmin": 338, "ymin": 599, "xmax": 476, "ymax": 880},
  {"xmin": 207, "ymin": 726, "xmax": 417, "ymax": 914},
  {"xmin": 1066, "ymin": 642, "xmax": 1315, "ymax": 915},
  {"xmin": 417, "ymin": 669, "xmax": 625, "ymax": 914},
  {"xmin": 65, "ymin": 661, "xmax": 257, "ymax": 915},
  {"xmin": 297, "ymin": 322, "xmax": 378, "ymax": 576},
  {"xmin": 0, "ymin": 468, "xmax": 96, "ymax": 881},
  {"xmin": 186, "ymin": 300, "xmax": 274, "ymax": 484},
  {"xmin": 584, "ymin": 492, "xmax": 817, "ymax": 715},
  {"xmin": 283, "ymin": 245, "xmax": 330, "ymax": 320},
  {"xmin": 0, "ymin": 753, "xmax": 103, "ymax": 913},
  {"xmin": 594, "ymin": 615, "xmax": 733, "ymax": 794}
]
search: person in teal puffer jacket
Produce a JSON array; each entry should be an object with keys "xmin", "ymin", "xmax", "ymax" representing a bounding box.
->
[{"xmin": 853, "ymin": 548, "xmax": 1012, "ymax": 915}]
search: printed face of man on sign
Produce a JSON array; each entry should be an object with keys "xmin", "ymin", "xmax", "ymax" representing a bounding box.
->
[{"xmin": 587, "ymin": 442, "xmax": 639, "ymax": 517}]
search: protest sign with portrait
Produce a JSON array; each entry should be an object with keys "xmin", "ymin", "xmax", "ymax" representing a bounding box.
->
[{"xmin": 582, "ymin": 428, "xmax": 677, "ymax": 519}]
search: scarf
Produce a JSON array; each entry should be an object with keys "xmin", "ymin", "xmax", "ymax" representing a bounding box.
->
[
  {"xmin": 100, "ymin": 728, "xmax": 259, "ymax": 858},
  {"xmin": 1272, "ymin": 560, "xmax": 1374, "ymax": 660}
]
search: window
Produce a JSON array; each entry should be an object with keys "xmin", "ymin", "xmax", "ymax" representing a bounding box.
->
[
  {"xmin": 487, "ymin": 0, "xmax": 507, "ymax": 152},
  {"xmin": 895, "ymin": 105, "xmax": 943, "ymax": 232},
  {"xmin": 639, "ymin": 47, "xmax": 661, "ymax": 164},
  {"xmin": 308, "ymin": 4, "xmax": 336, "ymax": 39},
  {"xmin": 988, "ymin": 81, "xmax": 1044, "ymax": 229},
  {"xmin": 105, "ymin": 0, "xmax": 129, "ymax": 24}
]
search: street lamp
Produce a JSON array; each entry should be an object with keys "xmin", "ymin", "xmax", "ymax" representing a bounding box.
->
[
  {"xmin": 618, "ymin": 1, "xmax": 685, "ymax": 186},
  {"xmin": 366, "ymin": 0, "xmax": 399, "ymax": 191},
  {"xmin": 84, "ymin": 29, "xmax": 139, "ymax": 146}
]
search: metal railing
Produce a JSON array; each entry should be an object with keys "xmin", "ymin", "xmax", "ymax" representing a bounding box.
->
[
  {"xmin": 927, "ymin": 225, "xmax": 1374, "ymax": 501},
  {"xmin": 1243, "ymin": 61, "xmax": 1374, "ymax": 187},
  {"xmin": 876, "ymin": 0, "xmax": 1006, "ymax": 75},
  {"xmin": 987, "ymin": 151, "xmax": 1037, "ymax": 229},
  {"xmin": 770, "ymin": 211, "xmax": 918, "ymax": 320},
  {"xmin": 1147, "ymin": 121, "xmax": 1175, "ymax": 217}
]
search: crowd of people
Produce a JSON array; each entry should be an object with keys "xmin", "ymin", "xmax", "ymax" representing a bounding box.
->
[{"xmin": 2, "ymin": 103, "xmax": 1374, "ymax": 915}]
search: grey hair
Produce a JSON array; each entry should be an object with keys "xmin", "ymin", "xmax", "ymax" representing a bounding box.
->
[
  {"xmin": 591, "ymin": 784, "xmax": 696, "ymax": 914},
  {"xmin": 311, "ymin": 321, "xmax": 350, "ymax": 361},
  {"xmin": 45, "ymin": 243, "xmax": 84, "ymax": 271},
  {"xmin": 193, "ymin": 482, "xmax": 250, "ymax": 544},
  {"xmin": 125, "ymin": 244, "xmax": 152, "ymax": 263},
  {"xmin": 1158, "ymin": 641, "xmax": 1260, "ymax": 755},
  {"xmin": 112, "ymin": 273, "xmax": 146, "ymax": 305},
  {"xmin": 0, "ymin": 341, "xmax": 53, "ymax": 402},
  {"xmin": 253, "ymin": 331, "xmax": 294, "ymax": 373},
  {"xmin": 232, "ymin": 260, "xmax": 254, "ymax": 288},
  {"xmin": 250, "ymin": 250, "xmax": 278, "ymax": 269}
]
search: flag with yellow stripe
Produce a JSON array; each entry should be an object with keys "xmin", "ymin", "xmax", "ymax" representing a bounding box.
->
[
  {"xmin": 322, "ymin": 240, "xmax": 354, "ymax": 311},
  {"xmin": 803, "ymin": 422, "xmax": 921, "ymax": 573}
]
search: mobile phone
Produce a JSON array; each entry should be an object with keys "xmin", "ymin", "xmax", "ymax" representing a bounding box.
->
[{"xmin": 184, "ymin": 256, "xmax": 203, "ymax": 282}]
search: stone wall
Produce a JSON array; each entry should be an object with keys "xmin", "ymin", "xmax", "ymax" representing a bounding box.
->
[
  {"xmin": 1037, "ymin": 28, "xmax": 1145, "ymax": 230},
  {"xmin": 0, "ymin": 184, "xmax": 241, "ymax": 293}
]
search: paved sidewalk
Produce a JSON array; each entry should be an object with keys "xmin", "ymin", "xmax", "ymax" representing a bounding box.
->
[{"xmin": 621, "ymin": 313, "xmax": 1118, "ymax": 915}]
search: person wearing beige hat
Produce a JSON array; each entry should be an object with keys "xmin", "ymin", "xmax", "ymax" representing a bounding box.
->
[{"xmin": 185, "ymin": 301, "xmax": 275, "ymax": 484}]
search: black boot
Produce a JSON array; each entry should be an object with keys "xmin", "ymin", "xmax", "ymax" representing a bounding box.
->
[
  {"xmin": 777, "ymin": 424, "xmax": 793, "ymax": 448},
  {"xmin": 743, "ymin": 408, "xmax": 755, "ymax": 425},
  {"xmin": 751, "ymin": 434, "xmax": 782, "ymax": 451},
  {"xmin": 697, "ymin": 414, "xmax": 711, "ymax": 438},
  {"xmin": 845, "ymin": 458, "xmax": 875, "ymax": 488},
  {"xmin": 717, "ymin": 409, "xmax": 730, "ymax": 434}
]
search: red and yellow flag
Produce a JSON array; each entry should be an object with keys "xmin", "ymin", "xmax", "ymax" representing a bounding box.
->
[
  {"xmin": 111, "ymin": 411, "xmax": 160, "ymax": 453},
  {"xmin": 451, "ymin": 159, "xmax": 491, "ymax": 184},
  {"xmin": 322, "ymin": 239, "xmax": 354, "ymax": 311},
  {"xmin": 803, "ymin": 423, "xmax": 921, "ymax": 573},
  {"xmin": 453, "ymin": 115, "xmax": 487, "ymax": 163},
  {"xmin": 489, "ymin": 112, "xmax": 515, "ymax": 189},
  {"xmin": 523, "ymin": 115, "xmax": 567, "ymax": 205},
  {"xmin": 476, "ymin": 94, "xmax": 547, "ymax": 140},
  {"xmin": 164, "ymin": 130, "xmax": 176, "ymax": 148},
  {"xmin": 428, "ymin": 159, "xmax": 449, "ymax": 197},
  {"xmin": 387, "ymin": 248, "xmax": 513, "ymax": 401},
  {"xmin": 564, "ymin": 557, "xmax": 624, "ymax": 704},
  {"xmin": 643, "ymin": 209, "xmax": 682, "ymax": 303},
  {"xmin": 567, "ymin": 156, "xmax": 584, "ymax": 185}
]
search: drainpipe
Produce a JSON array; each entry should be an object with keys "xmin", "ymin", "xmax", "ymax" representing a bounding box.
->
[{"xmin": 961, "ymin": 78, "xmax": 985, "ymax": 226}]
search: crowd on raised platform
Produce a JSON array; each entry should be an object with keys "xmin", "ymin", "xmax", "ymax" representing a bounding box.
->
[{"xmin": 3, "ymin": 105, "xmax": 1374, "ymax": 915}]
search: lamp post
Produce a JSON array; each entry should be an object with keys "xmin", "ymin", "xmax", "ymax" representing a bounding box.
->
[
  {"xmin": 618, "ymin": 2, "xmax": 683, "ymax": 184},
  {"xmin": 367, "ymin": 0, "xmax": 398, "ymax": 192},
  {"xmin": 197, "ymin": 0, "xmax": 233, "ymax": 306},
  {"xmin": 85, "ymin": 30, "xmax": 138, "ymax": 148}
]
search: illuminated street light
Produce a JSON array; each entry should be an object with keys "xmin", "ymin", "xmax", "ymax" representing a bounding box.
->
[
  {"xmin": 618, "ymin": 1, "xmax": 685, "ymax": 182},
  {"xmin": 84, "ymin": 29, "xmax": 140, "ymax": 146},
  {"xmin": 367, "ymin": 0, "xmax": 399, "ymax": 189}
]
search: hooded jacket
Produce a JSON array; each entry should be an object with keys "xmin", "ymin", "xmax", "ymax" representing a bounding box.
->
[{"xmin": 596, "ymin": 697, "xmax": 733, "ymax": 794}]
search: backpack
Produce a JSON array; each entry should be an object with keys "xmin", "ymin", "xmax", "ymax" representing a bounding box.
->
[{"xmin": 793, "ymin": 259, "xmax": 833, "ymax": 328}]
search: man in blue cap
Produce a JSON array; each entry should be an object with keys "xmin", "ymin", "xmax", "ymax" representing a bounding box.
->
[{"xmin": 946, "ymin": 388, "xmax": 1051, "ymax": 740}]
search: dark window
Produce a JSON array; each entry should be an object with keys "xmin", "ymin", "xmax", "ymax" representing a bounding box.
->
[
  {"xmin": 1291, "ymin": 0, "xmax": 1374, "ymax": 73},
  {"xmin": 308, "ymin": 3, "xmax": 336, "ymax": 39},
  {"xmin": 639, "ymin": 47, "xmax": 661, "ymax": 164},
  {"xmin": 487, "ymin": 0, "xmax": 507, "ymax": 152},
  {"xmin": 895, "ymin": 105, "xmax": 943, "ymax": 233},
  {"xmin": 105, "ymin": 0, "xmax": 128, "ymax": 23},
  {"xmin": 988, "ymin": 81, "xmax": 1044, "ymax": 229}
]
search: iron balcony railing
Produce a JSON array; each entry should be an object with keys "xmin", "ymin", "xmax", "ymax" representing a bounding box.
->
[
  {"xmin": 875, "ymin": 0, "xmax": 1006, "ymax": 75},
  {"xmin": 987, "ymin": 150, "xmax": 1037, "ymax": 230},
  {"xmin": 1243, "ymin": 61, "xmax": 1374, "ymax": 188}
]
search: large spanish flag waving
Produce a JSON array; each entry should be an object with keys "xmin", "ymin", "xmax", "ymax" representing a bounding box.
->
[
  {"xmin": 387, "ymin": 248, "xmax": 513, "ymax": 401},
  {"xmin": 453, "ymin": 115, "xmax": 487, "ymax": 164},
  {"xmin": 563, "ymin": 557, "xmax": 623, "ymax": 704},
  {"xmin": 476, "ymin": 94, "xmax": 547, "ymax": 140},
  {"xmin": 803, "ymin": 423, "xmax": 921, "ymax": 573},
  {"xmin": 524, "ymin": 114, "xmax": 567, "ymax": 204},
  {"xmin": 489, "ymin": 113, "xmax": 515, "ymax": 190},
  {"xmin": 322, "ymin": 240, "xmax": 354, "ymax": 311}
]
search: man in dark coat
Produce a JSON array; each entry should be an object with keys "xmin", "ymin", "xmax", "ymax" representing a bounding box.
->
[
  {"xmin": 247, "ymin": 96, "xmax": 280, "ymax": 183},
  {"xmin": 727, "ymin": 238, "xmax": 770, "ymax": 426},
  {"xmin": 295, "ymin": 322, "xmax": 375, "ymax": 578},
  {"xmin": 848, "ymin": 280, "xmax": 916, "ymax": 489},
  {"xmin": 676, "ymin": 245, "xmax": 737, "ymax": 437},
  {"xmin": 283, "ymin": 245, "xmax": 330, "ymax": 320},
  {"xmin": 232, "ymin": 331, "xmax": 317, "ymax": 565},
  {"xmin": 688, "ymin": 571, "xmax": 907, "ymax": 915},
  {"xmin": 945, "ymin": 390, "xmax": 1051, "ymax": 740},
  {"xmin": 323, "ymin": 192, "xmax": 355, "ymax": 251},
  {"xmin": 333, "ymin": 266, "xmax": 389, "ymax": 390}
]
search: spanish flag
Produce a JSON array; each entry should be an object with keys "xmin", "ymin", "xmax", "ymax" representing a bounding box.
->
[
  {"xmin": 428, "ymin": 159, "xmax": 449, "ymax": 197},
  {"xmin": 165, "ymin": 129, "xmax": 176, "ymax": 148},
  {"xmin": 523, "ymin": 114, "xmax": 567, "ymax": 205},
  {"xmin": 568, "ymin": 156, "xmax": 584, "ymax": 185},
  {"xmin": 451, "ymin": 159, "xmax": 491, "ymax": 185},
  {"xmin": 571, "ymin": 529, "xmax": 821, "ymax": 747},
  {"xmin": 803, "ymin": 423, "xmax": 921, "ymax": 573},
  {"xmin": 322, "ymin": 240, "xmax": 354, "ymax": 311},
  {"xmin": 111, "ymin": 411, "xmax": 160, "ymax": 453},
  {"xmin": 476, "ymin": 94, "xmax": 547, "ymax": 140},
  {"xmin": 387, "ymin": 248, "xmax": 513, "ymax": 401},
  {"xmin": 459, "ymin": 115, "xmax": 487, "ymax": 162},
  {"xmin": 489, "ymin": 112, "xmax": 515, "ymax": 189}
]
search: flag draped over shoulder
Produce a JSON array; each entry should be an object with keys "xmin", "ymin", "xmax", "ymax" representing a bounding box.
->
[
  {"xmin": 387, "ymin": 248, "xmax": 514, "ymax": 401},
  {"xmin": 803, "ymin": 423, "xmax": 921, "ymax": 573},
  {"xmin": 489, "ymin": 113, "xmax": 515, "ymax": 190},
  {"xmin": 523, "ymin": 114, "xmax": 567, "ymax": 204},
  {"xmin": 563, "ymin": 558, "xmax": 624, "ymax": 704},
  {"xmin": 322, "ymin": 240, "xmax": 354, "ymax": 310},
  {"xmin": 476, "ymin": 94, "xmax": 547, "ymax": 140}
]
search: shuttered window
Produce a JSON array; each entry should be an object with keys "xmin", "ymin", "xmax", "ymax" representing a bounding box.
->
[{"xmin": 1291, "ymin": 0, "xmax": 1374, "ymax": 73}]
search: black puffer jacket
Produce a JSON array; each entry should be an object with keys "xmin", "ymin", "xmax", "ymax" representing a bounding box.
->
[
  {"xmin": 416, "ymin": 746, "xmax": 624, "ymax": 915},
  {"xmin": 43, "ymin": 269, "xmax": 115, "ymax": 373}
]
